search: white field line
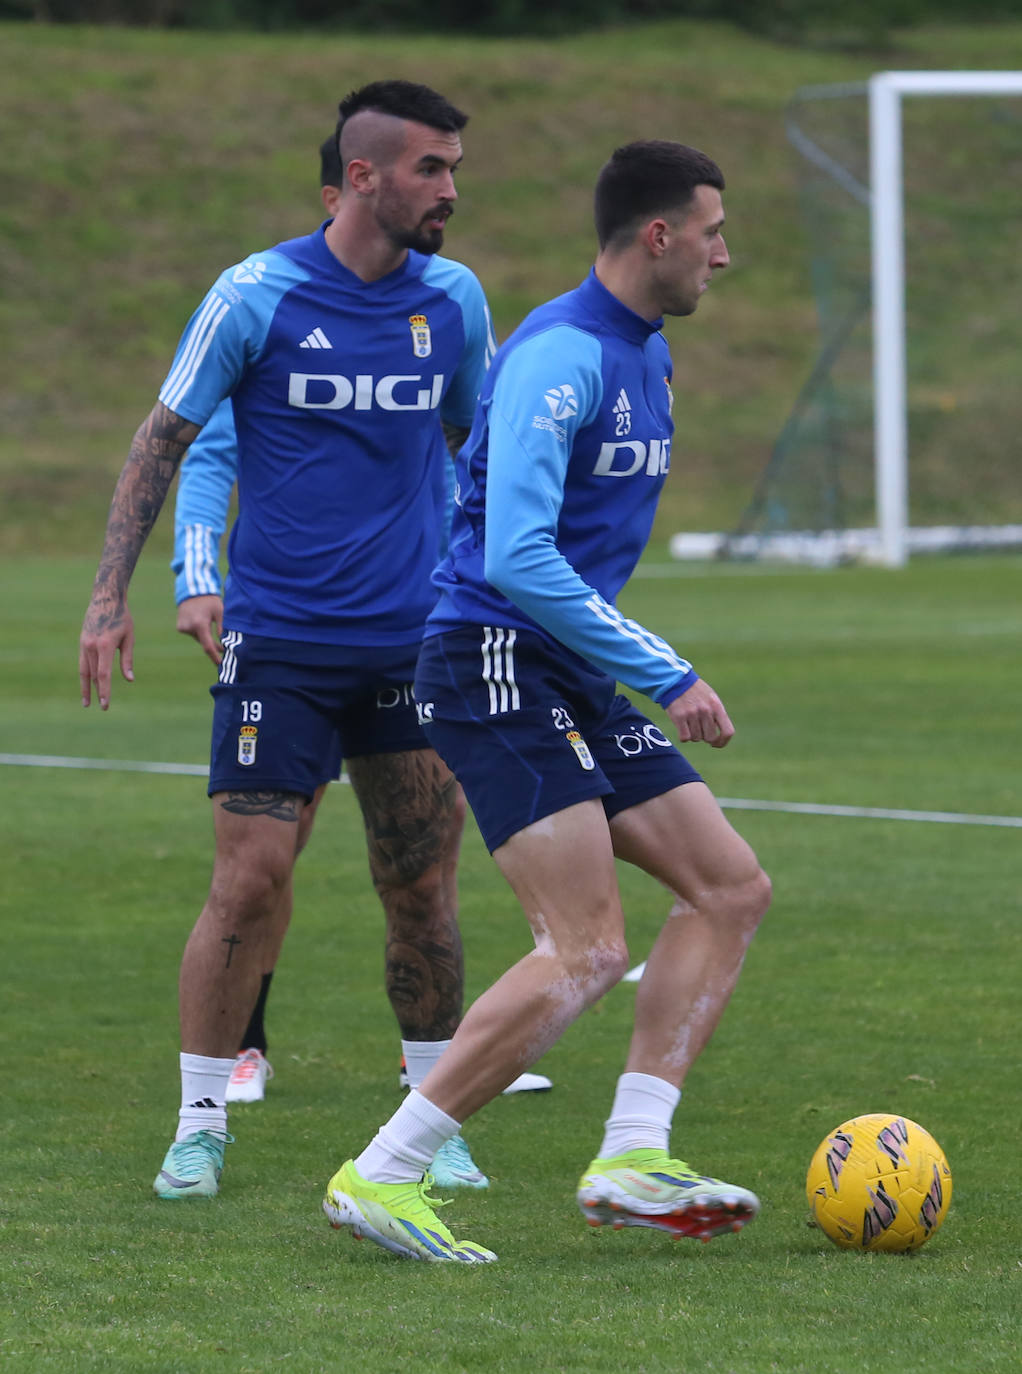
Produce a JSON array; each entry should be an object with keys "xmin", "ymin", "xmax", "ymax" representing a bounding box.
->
[
  {"xmin": 715, "ymin": 796, "xmax": 1022, "ymax": 829},
  {"xmin": 1, "ymin": 753, "xmax": 211, "ymax": 777},
  {"xmin": 2, "ymin": 754, "xmax": 1019, "ymax": 831},
  {"xmin": 6, "ymin": 751, "xmax": 1016, "ymax": 990}
]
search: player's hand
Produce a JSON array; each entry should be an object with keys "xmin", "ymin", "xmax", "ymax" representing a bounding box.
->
[
  {"xmin": 666, "ymin": 678, "xmax": 735, "ymax": 749},
  {"xmin": 79, "ymin": 600, "xmax": 135, "ymax": 710},
  {"xmin": 176, "ymin": 594, "xmax": 224, "ymax": 666}
]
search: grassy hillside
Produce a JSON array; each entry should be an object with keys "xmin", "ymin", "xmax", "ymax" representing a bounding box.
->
[{"xmin": 3, "ymin": 18, "xmax": 1022, "ymax": 556}]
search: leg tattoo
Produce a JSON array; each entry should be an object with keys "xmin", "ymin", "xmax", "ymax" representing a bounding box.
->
[
  {"xmin": 348, "ymin": 751, "xmax": 464, "ymax": 1040},
  {"xmin": 218, "ymin": 791, "xmax": 302, "ymax": 822},
  {"xmin": 221, "ymin": 933, "xmax": 242, "ymax": 968}
]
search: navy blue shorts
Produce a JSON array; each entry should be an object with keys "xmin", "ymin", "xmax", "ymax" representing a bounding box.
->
[
  {"xmin": 208, "ymin": 632, "xmax": 427, "ymax": 799},
  {"xmin": 414, "ymin": 627, "xmax": 702, "ymax": 853}
]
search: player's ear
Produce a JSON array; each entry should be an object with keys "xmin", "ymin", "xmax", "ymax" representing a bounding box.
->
[
  {"xmin": 346, "ymin": 157, "xmax": 375, "ymax": 196},
  {"xmin": 321, "ymin": 185, "xmax": 342, "ymax": 216},
  {"xmin": 644, "ymin": 218, "xmax": 670, "ymax": 257}
]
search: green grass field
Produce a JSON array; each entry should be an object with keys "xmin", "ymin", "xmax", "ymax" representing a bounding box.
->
[
  {"xmin": 3, "ymin": 14, "xmax": 1021, "ymax": 1369},
  {"xmin": 2, "ymin": 552, "xmax": 1020, "ymax": 1371}
]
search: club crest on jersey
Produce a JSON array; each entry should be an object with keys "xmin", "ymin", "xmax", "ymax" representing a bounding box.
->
[
  {"xmin": 409, "ymin": 313, "xmax": 432, "ymax": 358},
  {"xmin": 237, "ymin": 724, "xmax": 258, "ymax": 766},
  {"xmin": 565, "ymin": 729, "xmax": 596, "ymax": 771}
]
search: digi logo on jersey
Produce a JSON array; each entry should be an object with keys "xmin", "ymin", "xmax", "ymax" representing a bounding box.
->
[
  {"xmin": 592, "ymin": 437, "xmax": 671, "ymax": 478},
  {"xmin": 288, "ymin": 373, "xmax": 446, "ymax": 412}
]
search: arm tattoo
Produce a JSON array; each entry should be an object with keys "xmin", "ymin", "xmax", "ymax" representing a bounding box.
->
[
  {"xmin": 442, "ymin": 422, "xmax": 470, "ymax": 463},
  {"xmin": 219, "ymin": 791, "xmax": 303, "ymax": 822},
  {"xmin": 90, "ymin": 402, "xmax": 200, "ymax": 613}
]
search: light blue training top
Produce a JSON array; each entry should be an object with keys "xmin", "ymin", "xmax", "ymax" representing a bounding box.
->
[{"xmin": 427, "ymin": 269, "xmax": 697, "ymax": 708}]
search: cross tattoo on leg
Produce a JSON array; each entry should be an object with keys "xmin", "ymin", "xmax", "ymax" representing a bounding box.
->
[{"xmin": 222, "ymin": 934, "xmax": 242, "ymax": 968}]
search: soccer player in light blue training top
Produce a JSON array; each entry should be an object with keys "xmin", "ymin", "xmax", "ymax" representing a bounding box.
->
[
  {"xmin": 79, "ymin": 81, "xmax": 502, "ymax": 1200},
  {"xmin": 324, "ymin": 140, "xmax": 772, "ymax": 1263},
  {"xmin": 169, "ymin": 139, "xmax": 556, "ymax": 1110}
]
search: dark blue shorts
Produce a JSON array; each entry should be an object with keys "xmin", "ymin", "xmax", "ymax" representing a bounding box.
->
[
  {"xmin": 414, "ymin": 627, "xmax": 702, "ymax": 853},
  {"xmin": 208, "ymin": 631, "xmax": 427, "ymax": 799}
]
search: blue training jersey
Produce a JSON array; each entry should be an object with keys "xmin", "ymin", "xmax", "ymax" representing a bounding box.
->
[
  {"xmin": 159, "ymin": 223, "xmax": 494, "ymax": 645},
  {"xmin": 170, "ymin": 398, "xmax": 460, "ymax": 606},
  {"xmin": 428, "ymin": 269, "xmax": 697, "ymax": 707}
]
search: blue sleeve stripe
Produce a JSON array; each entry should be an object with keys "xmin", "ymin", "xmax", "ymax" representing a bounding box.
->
[
  {"xmin": 584, "ymin": 593, "xmax": 693, "ymax": 677},
  {"xmin": 162, "ymin": 294, "xmax": 231, "ymax": 413},
  {"xmin": 182, "ymin": 524, "xmax": 222, "ymax": 598}
]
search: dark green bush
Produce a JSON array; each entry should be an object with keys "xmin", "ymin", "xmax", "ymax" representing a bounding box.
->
[{"xmin": 4, "ymin": 0, "xmax": 1019, "ymax": 42}]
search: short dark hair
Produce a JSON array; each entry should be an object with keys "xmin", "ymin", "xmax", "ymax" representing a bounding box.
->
[
  {"xmin": 336, "ymin": 79, "xmax": 468, "ymax": 138},
  {"xmin": 594, "ymin": 141, "xmax": 725, "ymax": 250},
  {"xmin": 319, "ymin": 134, "xmax": 343, "ymax": 189}
]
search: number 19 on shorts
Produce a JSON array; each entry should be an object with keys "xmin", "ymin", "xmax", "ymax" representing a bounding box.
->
[{"xmin": 238, "ymin": 699, "xmax": 262, "ymax": 765}]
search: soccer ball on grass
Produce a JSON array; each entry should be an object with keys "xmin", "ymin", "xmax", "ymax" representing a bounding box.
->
[{"xmin": 806, "ymin": 1113, "xmax": 952, "ymax": 1252}]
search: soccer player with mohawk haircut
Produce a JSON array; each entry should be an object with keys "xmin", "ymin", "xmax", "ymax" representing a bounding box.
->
[{"xmin": 80, "ymin": 80, "xmax": 499, "ymax": 1200}]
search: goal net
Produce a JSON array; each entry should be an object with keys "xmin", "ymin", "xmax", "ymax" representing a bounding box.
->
[{"xmin": 673, "ymin": 72, "xmax": 1022, "ymax": 567}]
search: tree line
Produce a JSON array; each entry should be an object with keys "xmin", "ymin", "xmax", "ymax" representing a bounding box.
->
[{"xmin": 2, "ymin": 0, "xmax": 1015, "ymax": 42}]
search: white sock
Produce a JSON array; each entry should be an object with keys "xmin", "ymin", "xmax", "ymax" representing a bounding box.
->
[
  {"xmin": 400, "ymin": 1038, "xmax": 452, "ymax": 1090},
  {"xmin": 175, "ymin": 1052, "xmax": 234, "ymax": 1142},
  {"xmin": 597, "ymin": 1072, "xmax": 681, "ymax": 1159},
  {"xmin": 355, "ymin": 1090, "xmax": 460, "ymax": 1184}
]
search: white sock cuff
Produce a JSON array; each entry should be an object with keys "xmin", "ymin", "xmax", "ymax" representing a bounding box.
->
[
  {"xmin": 597, "ymin": 1072, "xmax": 682, "ymax": 1159},
  {"xmin": 180, "ymin": 1052, "xmax": 236, "ymax": 1076},
  {"xmin": 354, "ymin": 1089, "xmax": 461, "ymax": 1184},
  {"xmin": 400, "ymin": 1039, "xmax": 453, "ymax": 1090},
  {"xmin": 403, "ymin": 1088, "xmax": 461, "ymax": 1137},
  {"xmin": 613, "ymin": 1072, "xmax": 682, "ymax": 1114},
  {"xmin": 178, "ymin": 1052, "xmax": 235, "ymax": 1114}
]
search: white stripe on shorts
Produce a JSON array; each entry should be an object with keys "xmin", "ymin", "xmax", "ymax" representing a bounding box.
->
[
  {"xmin": 219, "ymin": 629, "xmax": 242, "ymax": 685},
  {"xmin": 481, "ymin": 626, "xmax": 520, "ymax": 715}
]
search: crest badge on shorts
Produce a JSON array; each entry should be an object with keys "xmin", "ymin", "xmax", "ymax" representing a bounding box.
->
[
  {"xmin": 409, "ymin": 313, "xmax": 432, "ymax": 358},
  {"xmin": 237, "ymin": 724, "xmax": 258, "ymax": 766},
  {"xmin": 565, "ymin": 729, "xmax": 596, "ymax": 771}
]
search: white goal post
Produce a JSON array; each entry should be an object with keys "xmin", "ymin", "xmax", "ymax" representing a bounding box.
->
[
  {"xmin": 871, "ymin": 71, "xmax": 1022, "ymax": 566},
  {"xmin": 671, "ymin": 69, "xmax": 1022, "ymax": 568}
]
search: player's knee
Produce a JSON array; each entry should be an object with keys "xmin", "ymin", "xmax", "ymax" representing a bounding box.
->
[
  {"xmin": 596, "ymin": 937, "xmax": 632, "ymax": 991},
  {"xmin": 727, "ymin": 864, "xmax": 772, "ymax": 936},
  {"xmin": 562, "ymin": 934, "xmax": 630, "ymax": 1001},
  {"xmin": 450, "ymin": 782, "xmax": 468, "ymax": 834},
  {"xmin": 209, "ymin": 853, "xmax": 292, "ymax": 924}
]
